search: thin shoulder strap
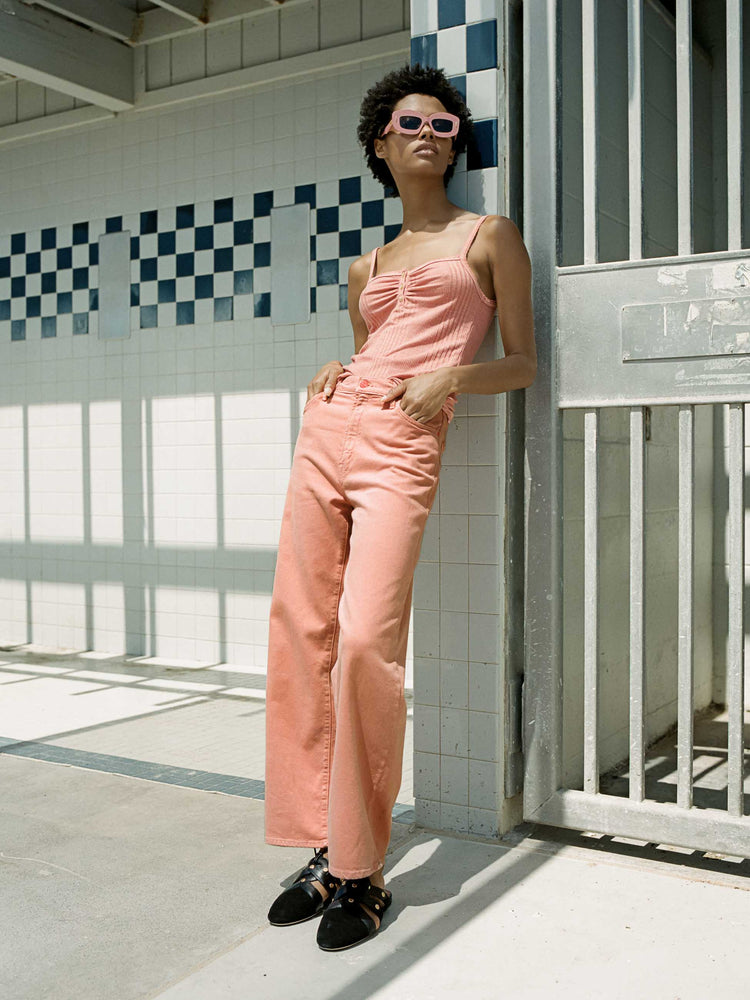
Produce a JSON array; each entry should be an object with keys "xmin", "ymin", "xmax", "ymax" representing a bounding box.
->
[
  {"xmin": 368, "ymin": 246, "xmax": 380, "ymax": 279},
  {"xmin": 460, "ymin": 215, "xmax": 488, "ymax": 259}
]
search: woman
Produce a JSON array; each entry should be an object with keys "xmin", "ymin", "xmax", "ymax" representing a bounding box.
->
[{"xmin": 264, "ymin": 63, "xmax": 536, "ymax": 951}]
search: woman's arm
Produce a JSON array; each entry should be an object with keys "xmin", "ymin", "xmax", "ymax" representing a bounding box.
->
[
  {"xmin": 442, "ymin": 215, "xmax": 537, "ymax": 395},
  {"xmin": 347, "ymin": 252, "xmax": 373, "ymax": 355}
]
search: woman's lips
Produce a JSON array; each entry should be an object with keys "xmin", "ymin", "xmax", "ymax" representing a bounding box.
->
[{"xmin": 414, "ymin": 143, "xmax": 438, "ymax": 155}]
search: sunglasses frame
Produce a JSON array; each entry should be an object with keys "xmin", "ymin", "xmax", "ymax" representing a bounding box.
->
[{"xmin": 380, "ymin": 109, "xmax": 460, "ymax": 139}]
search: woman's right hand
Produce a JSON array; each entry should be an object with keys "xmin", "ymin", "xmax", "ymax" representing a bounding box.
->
[{"xmin": 307, "ymin": 361, "xmax": 344, "ymax": 403}]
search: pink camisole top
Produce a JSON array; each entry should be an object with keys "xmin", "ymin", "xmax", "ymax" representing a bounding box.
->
[{"xmin": 341, "ymin": 214, "xmax": 497, "ymax": 422}]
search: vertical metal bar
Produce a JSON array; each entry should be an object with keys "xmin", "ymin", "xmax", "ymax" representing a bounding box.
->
[
  {"xmin": 726, "ymin": 403, "xmax": 745, "ymax": 816},
  {"xmin": 583, "ymin": 408, "xmax": 599, "ymax": 793},
  {"xmin": 627, "ymin": 0, "xmax": 644, "ymax": 261},
  {"xmin": 522, "ymin": 0, "xmax": 563, "ymax": 819},
  {"xmin": 629, "ymin": 407, "xmax": 646, "ymax": 801},
  {"xmin": 726, "ymin": 0, "xmax": 743, "ymax": 251},
  {"xmin": 581, "ymin": 0, "xmax": 598, "ymax": 264},
  {"xmin": 677, "ymin": 405, "xmax": 694, "ymax": 809},
  {"xmin": 675, "ymin": 0, "xmax": 693, "ymax": 255}
]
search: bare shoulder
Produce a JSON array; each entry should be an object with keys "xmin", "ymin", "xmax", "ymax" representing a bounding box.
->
[
  {"xmin": 481, "ymin": 214, "xmax": 526, "ymax": 248},
  {"xmin": 480, "ymin": 215, "xmax": 530, "ymax": 270},
  {"xmin": 348, "ymin": 252, "xmax": 373, "ymax": 287}
]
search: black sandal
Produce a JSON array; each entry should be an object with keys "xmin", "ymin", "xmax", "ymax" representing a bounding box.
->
[
  {"xmin": 267, "ymin": 847, "xmax": 342, "ymax": 926},
  {"xmin": 316, "ymin": 877, "xmax": 392, "ymax": 951}
]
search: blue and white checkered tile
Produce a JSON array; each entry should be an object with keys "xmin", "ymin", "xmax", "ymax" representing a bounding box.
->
[
  {"xmin": 410, "ymin": 0, "xmax": 500, "ymax": 173},
  {"xmin": 0, "ymin": 179, "xmax": 396, "ymax": 342},
  {"xmin": 0, "ymin": 222, "xmax": 99, "ymax": 342},
  {"xmin": 299, "ymin": 174, "xmax": 402, "ymax": 314}
]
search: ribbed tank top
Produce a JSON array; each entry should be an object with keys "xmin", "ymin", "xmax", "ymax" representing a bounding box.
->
[{"xmin": 342, "ymin": 214, "xmax": 496, "ymax": 421}]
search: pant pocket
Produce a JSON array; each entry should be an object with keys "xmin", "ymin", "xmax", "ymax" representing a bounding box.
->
[
  {"xmin": 303, "ymin": 390, "xmax": 325, "ymax": 414},
  {"xmin": 392, "ymin": 400, "xmax": 444, "ymax": 439}
]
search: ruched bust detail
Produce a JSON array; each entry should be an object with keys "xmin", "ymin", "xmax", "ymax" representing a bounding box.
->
[{"xmin": 342, "ymin": 216, "xmax": 496, "ymax": 421}]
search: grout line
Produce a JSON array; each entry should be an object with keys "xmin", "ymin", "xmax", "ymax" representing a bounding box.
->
[{"xmin": 0, "ymin": 735, "xmax": 415, "ymax": 819}]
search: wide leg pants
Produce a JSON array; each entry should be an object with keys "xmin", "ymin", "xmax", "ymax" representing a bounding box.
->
[{"xmin": 264, "ymin": 371, "xmax": 450, "ymax": 879}]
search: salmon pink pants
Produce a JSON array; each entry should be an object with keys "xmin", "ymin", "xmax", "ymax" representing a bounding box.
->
[{"xmin": 264, "ymin": 371, "xmax": 449, "ymax": 879}]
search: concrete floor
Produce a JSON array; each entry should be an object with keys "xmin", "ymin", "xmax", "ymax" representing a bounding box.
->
[{"xmin": 2, "ymin": 645, "xmax": 749, "ymax": 1000}]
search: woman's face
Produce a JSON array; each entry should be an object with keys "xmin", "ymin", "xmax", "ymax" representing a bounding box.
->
[{"xmin": 373, "ymin": 93, "xmax": 456, "ymax": 187}]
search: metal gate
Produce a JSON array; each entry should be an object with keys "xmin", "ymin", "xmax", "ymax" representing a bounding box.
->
[{"xmin": 522, "ymin": 0, "xmax": 749, "ymax": 854}]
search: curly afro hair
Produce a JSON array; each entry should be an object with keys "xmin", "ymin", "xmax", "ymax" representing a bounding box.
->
[{"xmin": 357, "ymin": 63, "xmax": 474, "ymax": 196}]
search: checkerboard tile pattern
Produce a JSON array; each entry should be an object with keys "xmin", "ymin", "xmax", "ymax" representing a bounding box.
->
[
  {"xmin": 410, "ymin": 0, "xmax": 500, "ymax": 171},
  {"xmin": 0, "ymin": 223, "xmax": 98, "ymax": 342},
  {"xmin": 0, "ymin": 179, "xmax": 402, "ymax": 342}
]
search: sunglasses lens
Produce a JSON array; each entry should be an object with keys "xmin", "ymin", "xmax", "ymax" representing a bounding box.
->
[
  {"xmin": 432, "ymin": 116, "xmax": 456, "ymax": 133},
  {"xmin": 398, "ymin": 114, "xmax": 423, "ymax": 131}
]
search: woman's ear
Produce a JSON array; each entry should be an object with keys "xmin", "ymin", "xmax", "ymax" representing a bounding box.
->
[{"xmin": 373, "ymin": 138, "xmax": 386, "ymax": 160}]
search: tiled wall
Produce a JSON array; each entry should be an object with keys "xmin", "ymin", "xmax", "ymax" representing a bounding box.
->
[
  {"xmin": 409, "ymin": 0, "xmax": 507, "ymax": 840},
  {"xmin": 0, "ymin": 182, "xmax": 404, "ymax": 342}
]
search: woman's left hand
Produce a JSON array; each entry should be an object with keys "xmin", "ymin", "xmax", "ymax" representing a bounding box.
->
[{"xmin": 381, "ymin": 370, "xmax": 451, "ymax": 423}]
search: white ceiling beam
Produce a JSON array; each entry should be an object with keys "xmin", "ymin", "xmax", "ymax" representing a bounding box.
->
[
  {"xmin": 135, "ymin": 0, "xmax": 285, "ymax": 44},
  {"xmin": 0, "ymin": 104, "xmax": 113, "ymax": 146},
  {"xmin": 30, "ymin": 0, "xmax": 136, "ymax": 42},
  {"xmin": 148, "ymin": 0, "xmax": 207, "ymax": 25},
  {"xmin": 135, "ymin": 30, "xmax": 408, "ymax": 111},
  {"xmin": 0, "ymin": 0, "xmax": 133, "ymax": 110}
]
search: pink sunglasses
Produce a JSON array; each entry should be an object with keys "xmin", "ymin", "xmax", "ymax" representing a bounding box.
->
[{"xmin": 380, "ymin": 109, "xmax": 460, "ymax": 139}]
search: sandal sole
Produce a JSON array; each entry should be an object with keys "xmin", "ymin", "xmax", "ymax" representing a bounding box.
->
[{"xmin": 317, "ymin": 925, "xmax": 382, "ymax": 951}]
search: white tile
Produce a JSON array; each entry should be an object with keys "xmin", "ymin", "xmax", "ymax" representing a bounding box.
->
[
  {"xmin": 441, "ymin": 754, "xmax": 469, "ymax": 805},
  {"xmin": 469, "ymin": 660, "xmax": 499, "ymax": 712},
  {"xmin": 468, "ymin": 611, "xmax": 500, "ymax": 662},
  {"xmin": 465, "ymin": 68, "xmax": 498, "ymax": 120},
  {"xmin": 414, "ymin": 797, "xmax": 440, "ymax": 828},
  {"xmin": 158, "ymin": 256, "xmax": 176, "ymax": 279},
  {"xmin": 414, "ymin": 559, "xmax": 440, "ymax": 611},
  {"xmin": 414, "ymin": 704, "xmax": 440, "ymax": 753},
  {"xmin": 468, "ymin": 562, "xmax": 499, "ymax": 613},
  {"xmin": 468, "ymin": 464, "xmax": 499, "ymax": 514},
  {"xmin": 411, "ymin": 0, "xmax": 438, "ymax": 34},
  {"xmin": 466, "ymin": 0, "xmax": 498, "ymax": 24},
  {"xmin": 253, "ymin": 217, "xmax": 270, "ymax": 242},
  {"xmin": 468, "ymin": 709, "xmax": 499, "ymax": 761},
  {"xmin": 439, "ymin": 513, "xmax": 468, "ymax": 562},
  {"xmin": 213, "ymin": 272, "xmax": 233, "ymax": 297},
  {"xmin": 467, "ymin": 166, "xmax": 498, "ymax": 215},
  {"xmin": 414, "ymin": 656, "xmax": 440, "ymax": 706},
  {"xmin": 437, "ymin": 25, "xmax": 467, "ymax": 76},
  {"xmin": 338, "ymin": 203, "xmax": 360, "ymax": 230},
  {"xmin": 440, "ymin": 659, "xmax": 469, "ymax": 709},
  {"xmin": 440, "ymin": 610, "xmax": 468, "ymax": 660},
  {"xmin": 414, "ymin": 750, "xmax": 440, "ymax": 799},
  {"xmin": 440, "ymin": 560, "xmax": 468, "ymax": 611},
  {"xmin": 469, "ymin": 759, "xmax": 497, "ymax": 809},
  {"xmin": 440, "ymin": 706, "xmax": 468, "ymax": 755},
  {"xmin": 468, "ymin": 513, "xmax": 498, "ymax": 563},
  {"xmin": 439, "ymin": 802, "xmax": 469, "ymax": 833}
]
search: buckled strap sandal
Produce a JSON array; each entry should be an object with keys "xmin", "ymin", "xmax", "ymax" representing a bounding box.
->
[
  {"xmin": 316, "ymin": 877, "xmax": 392, "ymax": 951},
  {"xmin": 267, "ymin": 847, "xmax": 342, "ymax": 926}
]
